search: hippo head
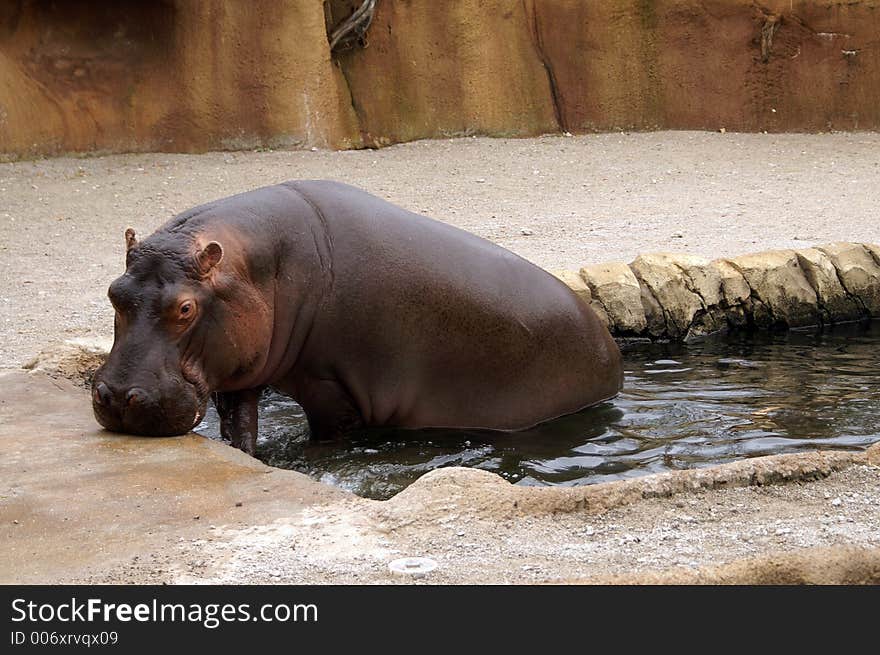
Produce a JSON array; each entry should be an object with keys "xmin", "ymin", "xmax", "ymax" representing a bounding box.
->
[{"xmin": 92, "ymin": 226, "xmax": 263, "ymax": 436}]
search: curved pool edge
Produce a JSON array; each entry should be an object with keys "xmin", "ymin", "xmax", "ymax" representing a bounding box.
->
[
  {"xmin": 3, "ymin": 369, "xmax": 878, "ymax": 584},
  {"xmin": 578, "ymin": 544, "xmax": 880, "ymax": 585},
  {"xmin": 380, "ymin": 444, "xmax": 879, "ymax": 517}
]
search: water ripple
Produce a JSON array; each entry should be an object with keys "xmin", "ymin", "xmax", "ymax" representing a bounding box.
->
[{"xmin": 196, "ymin": 321, "xmax": 880, "ymax": 499}]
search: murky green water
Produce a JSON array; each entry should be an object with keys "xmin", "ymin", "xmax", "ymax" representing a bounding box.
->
[{"xmin": 195, "ymin": 321, "xmax": 879, "ymax": 500}]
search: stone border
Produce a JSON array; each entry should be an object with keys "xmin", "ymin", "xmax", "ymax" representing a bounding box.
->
[
  {"xmin": 376, "ymin": 443, "xmax": 880, "ymax": 521},
  {"xmin": 580, "ymin": 545, "xmax": 880, "ymax": 585},
  {"xmin": 554, "ymin": 242, "xmax": 880, "ymax": 340},
  {"xmin": 5, "ymin": 369, "xmax": 878, "ymax": 585}
]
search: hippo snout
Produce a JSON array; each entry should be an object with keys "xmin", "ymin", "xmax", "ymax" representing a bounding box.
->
[{"xmin": 91, "ymin": 372, "xmax": 205, "ymax": 437}]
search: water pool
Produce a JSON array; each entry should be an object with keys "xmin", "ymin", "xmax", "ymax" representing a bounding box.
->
[{"xmin": 195, "ymin": 321, "xmax": 880, "ymax": 499}]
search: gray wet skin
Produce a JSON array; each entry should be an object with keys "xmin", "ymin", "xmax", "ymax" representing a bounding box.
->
[{"xmin": 92, "ymin": 181, "xmax": 623, "ymax": 454}]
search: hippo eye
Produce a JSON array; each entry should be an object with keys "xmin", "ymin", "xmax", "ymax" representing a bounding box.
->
[{"xmin": 178, "ymin": 300, "xmax": 195, "ymax": 319}]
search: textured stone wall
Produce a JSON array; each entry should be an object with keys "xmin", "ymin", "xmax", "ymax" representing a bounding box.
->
[
  {"xmin": 2, "ymin": 0, "xmax": 880, "ymax": 158},
  {"xmin": 334, "ymin": 0, "xmax": 880, "ymax": 145},
  {"xmin": 554, "ymin": 242, "xmax": 880, "ymax": 340},
  {"xmin": 524, "ymin": 0, "xmax": 880, "ymax": 134},
  {"xmin": 0, "ymin": 0, "xmax": 361, "ymax": 158}
]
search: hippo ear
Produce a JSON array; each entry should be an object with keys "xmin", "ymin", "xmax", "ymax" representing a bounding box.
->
[
  {"xmin": 125, "ymin": 227, "xmax": 138, "ymax": 252},
  {"xmin": 197, "ymin": 241, "xmax": 224, "ymax": 275}
]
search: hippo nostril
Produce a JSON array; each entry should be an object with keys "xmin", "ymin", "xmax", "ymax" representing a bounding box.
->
[
  {"xmin": 93, "ymin": 382, "xmax": 112, "ymax": 407},
  {"xmin": 125, "ymin": 387, "xmax": 148, "ymax": 407}
]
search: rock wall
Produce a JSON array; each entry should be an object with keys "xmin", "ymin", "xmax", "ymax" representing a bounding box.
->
[
  {"xmin": 334, "ymin": 0, "xmax": 559, "ymax": 146},
  {"xmin": 525, "ymin": 0, "xmax": 880, "ymax": 134},
  {"xmin": 0, "ymin": 0, "xmax": 361, "ymax": 158},
  {"xmin": 554, "ymin": 242, "xmax": 880, "ymax": 340},
  {"xmin": 2, "ymin": 0, "xmax": 880, "ymax": 158}
]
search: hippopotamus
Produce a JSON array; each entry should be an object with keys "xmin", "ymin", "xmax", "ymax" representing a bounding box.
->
[{"xmin": 92, "ymin": 181, "xmax": 623, "ymax": 454}]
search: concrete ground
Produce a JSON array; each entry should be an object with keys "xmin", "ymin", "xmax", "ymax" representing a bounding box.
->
[
  {"xmin": 2, "ymin": 370, "xmax": 879, "ymax": 585},
  {"xmin": 2, "ymin": 131, "xmax": 880, "ymax": 367},
  {"xmin": 2, "ymin": 132, "xmax": 880, "ymax": 584}
]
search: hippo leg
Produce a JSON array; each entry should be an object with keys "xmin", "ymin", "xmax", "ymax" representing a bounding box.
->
[
  {"xmin": 212, "ymin": 388, "xmax": 262, "ymax": 455},
  {"xmin": 298, "ymin": 379, "xmax": 364, "ymax": 441}
]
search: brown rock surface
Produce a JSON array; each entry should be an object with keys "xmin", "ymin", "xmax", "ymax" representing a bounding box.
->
[
  {"xmin": 796, "ymin": 247, "xmax": 864, "ymax": 321},
  {"xmin": 818, "ymin": 242, "xmax": 880, "ymax": 315},
  {"xmin": 706, "ymin": 259, "xmax": 752, "ymax": 329},
  {"xmin": 0, "ymin": 0, "xmax": 360, "ymax": 158},
  {"xmin": 334, "ymin": 0, "xmax": 558, "ymax": 147},
  {"xmin": 628, "ymin": 253, "xmax": 718, "ymax": 339},
  {"xmin": 708, "ymin": 259, "xmax": 752, "ymax": 307},
  {"xmin": 531, "ymin": 0, "xmax": 880, "ymax": 134},
  {"xmin": 726, "ymin": 250, "xmax": 820, "ymax": 328},
  {"xmin": 4, "ymin": 1, "xmax": 880, "ymax": 157},
  {"xmin": 579, "ymin": 262, "xmax": 647, "ymax": 335}
]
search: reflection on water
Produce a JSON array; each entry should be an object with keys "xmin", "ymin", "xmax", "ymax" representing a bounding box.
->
[{"xmin": 195, "ymin": 321, "xmax": 880, "ymax": 500}]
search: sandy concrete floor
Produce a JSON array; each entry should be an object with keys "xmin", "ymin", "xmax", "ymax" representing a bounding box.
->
[
  {"xmin": 2, "ymin": 131, "xmax": 879, "ymax": 367},
  {"xmin": 2, "ymin": 370, "xmax": 879, "ymax": 585},
  {"xmin": 2, "ymin": 133, "xmax": 879, "ymax": 584}
]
